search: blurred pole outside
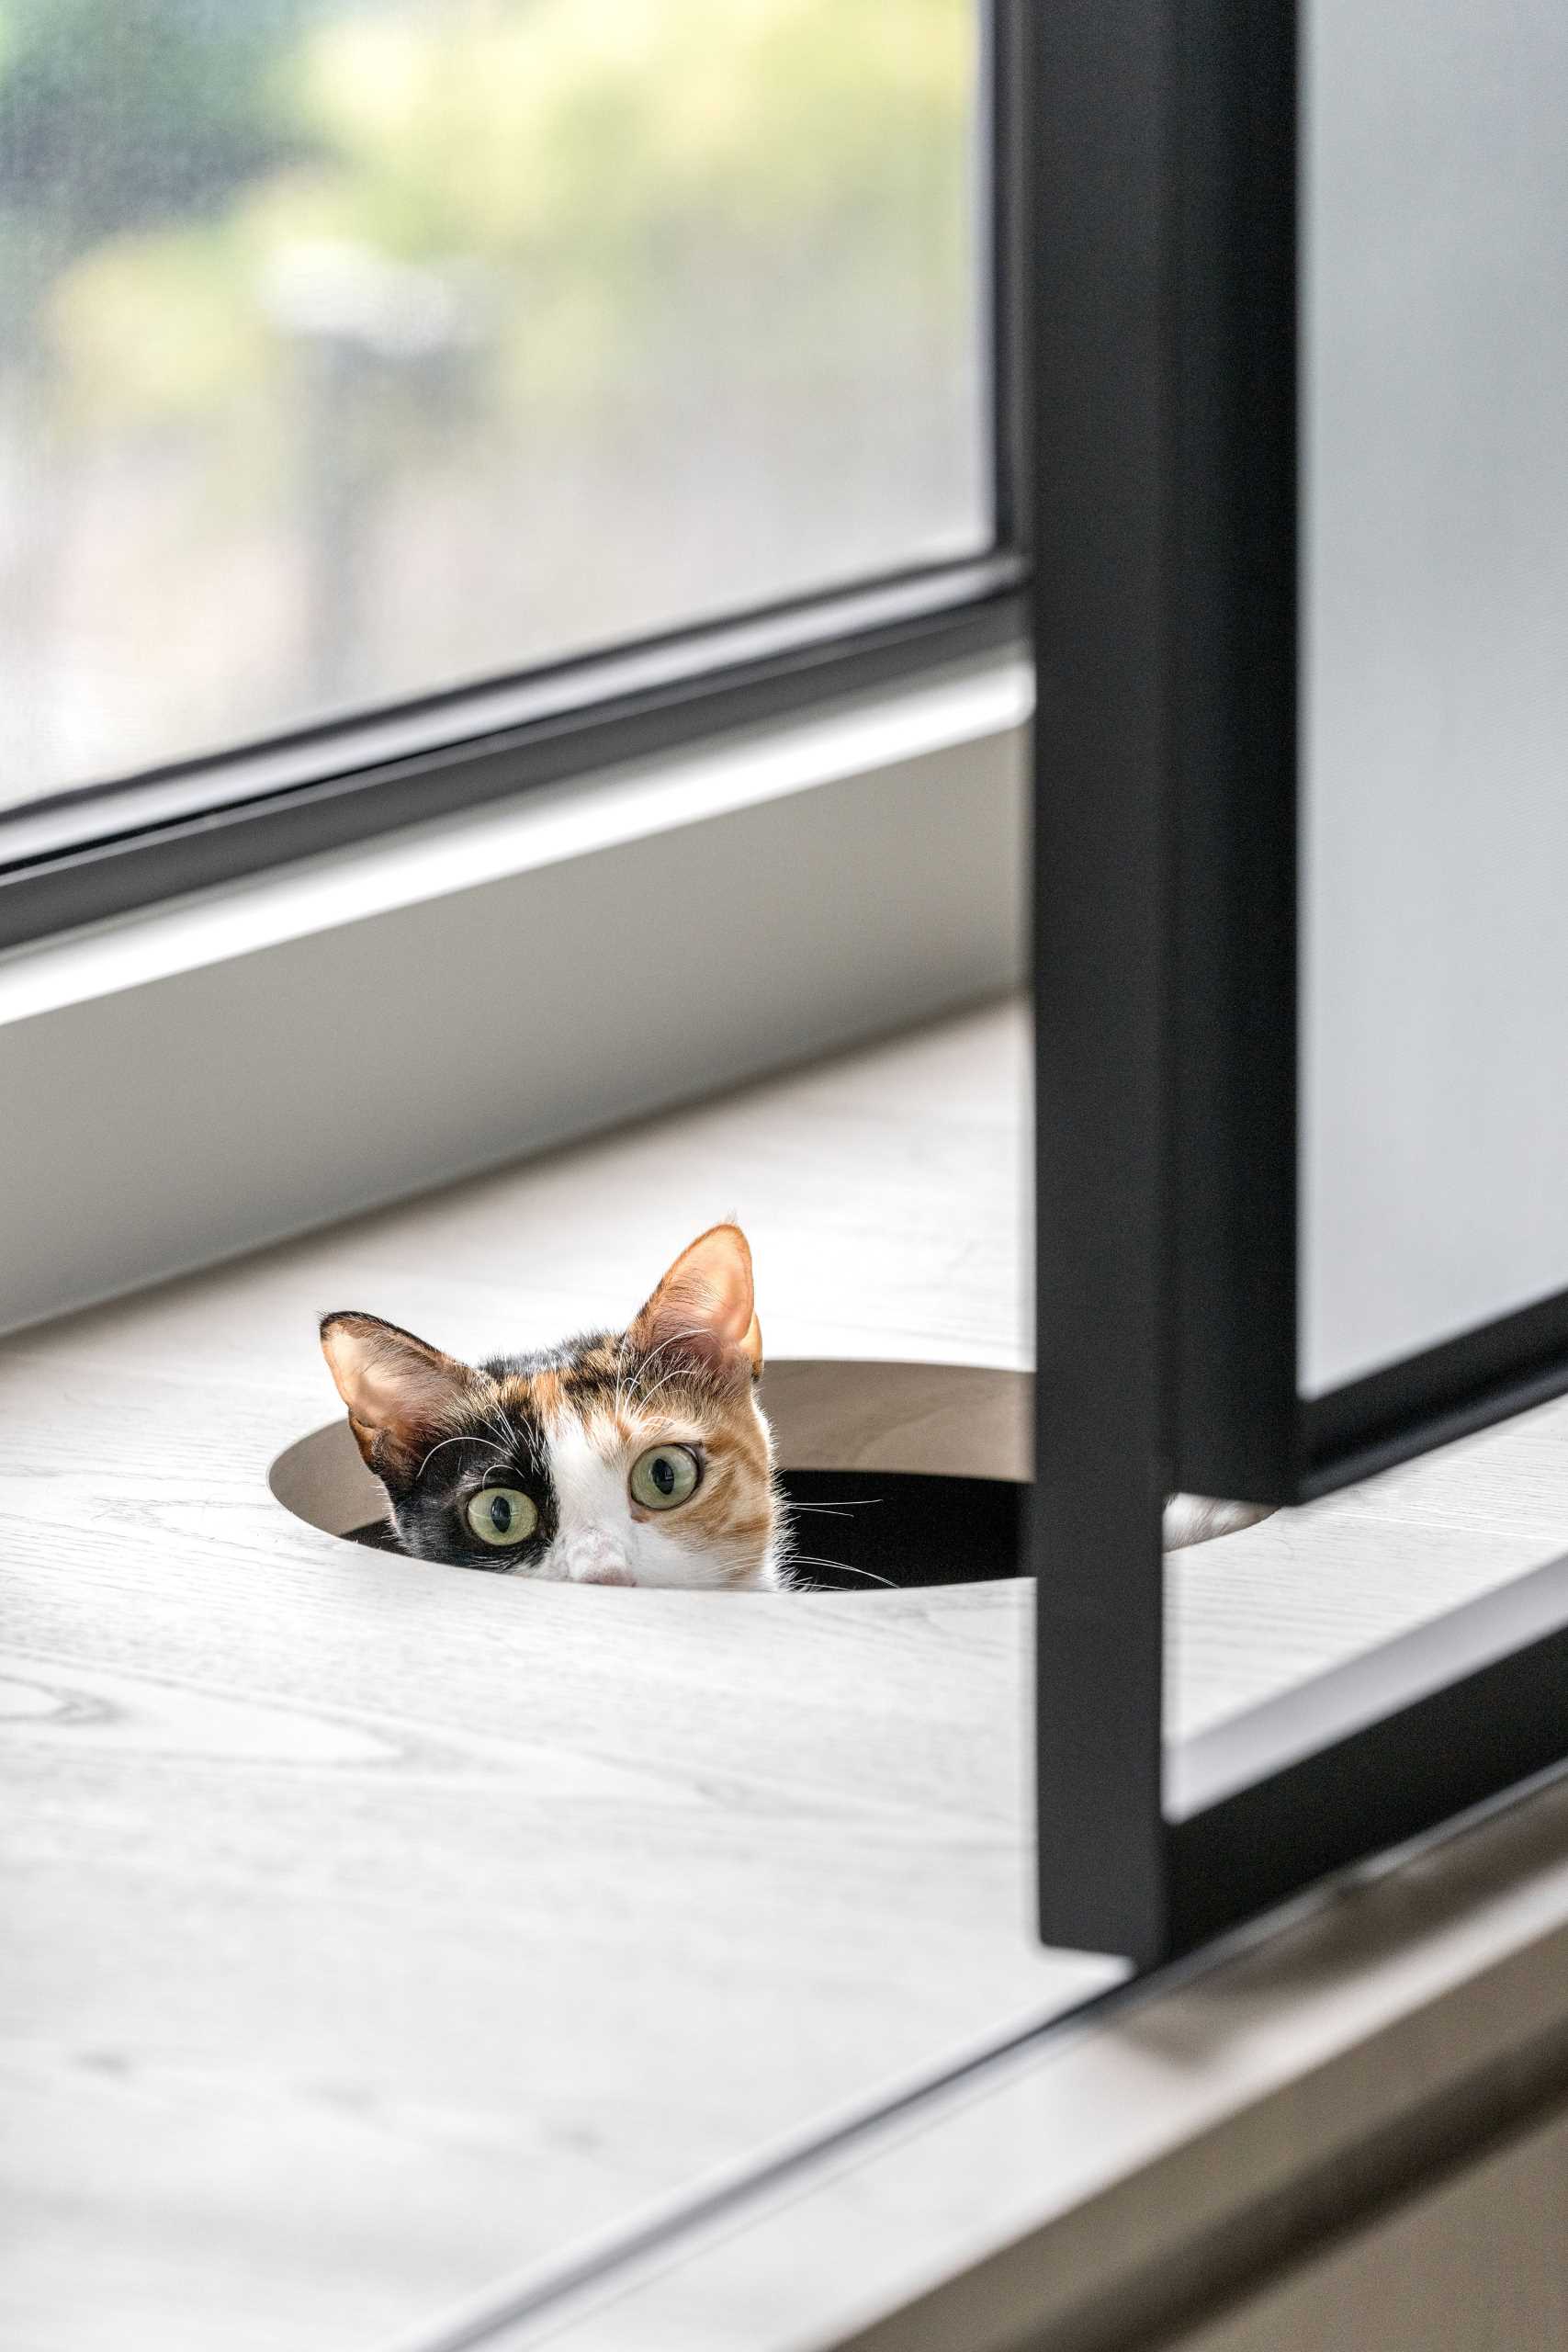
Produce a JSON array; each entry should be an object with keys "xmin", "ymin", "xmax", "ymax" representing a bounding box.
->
[
  {"xmin": 261, "ymin": 240, "xmax": 494, "ymax": 712},
  {"xmin": 0, "ymin": 335, "xmax": 65, "ymax": 800}
]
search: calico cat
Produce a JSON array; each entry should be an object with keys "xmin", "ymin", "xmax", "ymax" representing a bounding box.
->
[{"xmin": 320, "ymin": 1223, "xmax": 784, "ymax": 1589}]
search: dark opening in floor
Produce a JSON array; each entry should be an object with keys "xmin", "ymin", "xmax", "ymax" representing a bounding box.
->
[{"xmin": 344, "ymin": 1467, "xmax": 1027, "ymax": 1588}]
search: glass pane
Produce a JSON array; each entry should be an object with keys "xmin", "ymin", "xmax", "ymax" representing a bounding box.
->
[
  {"xmin": 0, "ymin": 0, "xmax": 987, "ymax": 807},
  {"xmin": 1189, "ymin": 0, "xmax": 1568, "ymax": 1829},
  {"xmin": 1301, "ymin": 0, "xmax": 1568, "ymax": 1394}
]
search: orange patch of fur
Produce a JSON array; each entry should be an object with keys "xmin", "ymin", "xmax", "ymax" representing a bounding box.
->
[{"xmin": 581, "ymin": 1382, "xmax": 774, "ymax": 1584}]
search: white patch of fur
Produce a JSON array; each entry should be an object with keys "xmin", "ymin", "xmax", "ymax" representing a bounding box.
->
[
  {"xmin": 543, "ymin": 1419, "xmax": 637, "ymax": 1584},
  {"xmin": 539, "ymin": 1415, "xmax": 776, "ymax": 1590}
]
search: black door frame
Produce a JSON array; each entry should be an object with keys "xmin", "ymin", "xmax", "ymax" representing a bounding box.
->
[{"xmin": 1029, "ymin": 0, "xmax": 1568, "ymax": 1963}]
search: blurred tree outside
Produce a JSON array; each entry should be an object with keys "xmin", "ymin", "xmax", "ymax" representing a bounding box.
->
[
  {"xmin": 0, "ymin": 0, "xmax": 300, "ymax": 256},
  {"xmin": 0, "ymin": 0, "xmax": 309, "ymax": 782},
  {"xmin": 0, "ymin": 0, "xmax": 984, "ymax": 803}
]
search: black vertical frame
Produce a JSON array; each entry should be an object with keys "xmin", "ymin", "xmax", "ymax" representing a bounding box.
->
[
  {"xmin": 985, "ymin": 0, "xmax": 1033, "ymax": 560},
  {"xmin": 1166, "ymin": 0, "xmax": 1301, "ymax": 1500},
  {"xmin": 1031, "ymin": 0, "xmax": 1568, "ymax": 1964},
  {"xmin": 1030, "ymin": 0, "xmax": 1178, "ymax": 1964}
]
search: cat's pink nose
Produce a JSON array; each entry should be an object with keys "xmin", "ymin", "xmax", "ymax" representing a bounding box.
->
[{"xmin": 571, "ymin": 1560, "xmax": 634, "ymax": 1587}]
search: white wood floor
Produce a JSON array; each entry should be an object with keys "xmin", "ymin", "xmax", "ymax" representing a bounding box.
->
[{"xmin": 5, "ymin": 998, "xmax": 1567, "ymax": 2352}]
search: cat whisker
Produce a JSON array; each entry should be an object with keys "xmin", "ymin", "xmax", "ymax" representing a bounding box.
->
[
  {"xmin": 787, "ymin": 1552, "xmax": 896, "ymax": 1589},
  {"xmin": 785, "ymin": 1499, "xmax": 885, "ymax": 1517},
  {"xmin": 628, "ymin": 1368, "xmax": 686, "ymax": 1417},
  {"xmin": 477, "ymin": 1393, "xmax": 522, "ymax": 1458},
  {"xmin": 625, "ymin": 1326, "xmax": 709, "ymax": 1408},
  {"xmin": 627, "ymin": 1339, "xmax": 712, "ymax": 1416},
  {"xmin": 414, "ymin": 1431, "xmax": 513, "ymax": 1481},
  {"xmin": 610, "ymin": 1337, "xmax": 631, "ymax": 1421}
]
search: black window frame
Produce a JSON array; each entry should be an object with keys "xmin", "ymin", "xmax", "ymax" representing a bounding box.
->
[
  {"xmin": 1031, "ymin": 0, "xmax": 1568, "ymax": 1967},
  {"xmin": 0, "ymin": 2, "xmax": 1031, "ymax": 957}
]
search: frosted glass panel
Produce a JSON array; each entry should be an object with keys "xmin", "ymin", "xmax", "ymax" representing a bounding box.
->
[{"xmin": 1302, "ymin": 0, "xmax": 1568, "ymax": 1395}]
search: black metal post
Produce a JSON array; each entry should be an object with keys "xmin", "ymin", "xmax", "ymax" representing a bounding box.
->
[{"xmin": 1030, "ymin": 0, "xmax": 1178, "ymax": 1964}]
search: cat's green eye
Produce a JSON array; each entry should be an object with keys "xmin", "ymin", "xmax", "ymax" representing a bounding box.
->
[
  {"xmin": 628, "ymin": 1444, "xmax": 701, "ymax": 1511},
  {"xmin": 465, "ymin": 1487, "xmax": 538, "ymax": 1547}
]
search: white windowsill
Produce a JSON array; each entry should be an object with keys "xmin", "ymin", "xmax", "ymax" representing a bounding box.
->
[
  {"xmin": 1, "ymin": 653, "xmax": 1032, "ymax": 1335},
  {"xmin": 0, "ymin": 655, "xmax": 1032, "ymax": 1021}
]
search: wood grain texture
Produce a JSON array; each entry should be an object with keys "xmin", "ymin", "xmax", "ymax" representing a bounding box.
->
[
  {"xmin": 454, "ymin": 1776, "xmax": 1568, "ymax": 2352},
  {"xmin": 5, "ymin": 999, "xmax": 1568, "ymax": 2352}
]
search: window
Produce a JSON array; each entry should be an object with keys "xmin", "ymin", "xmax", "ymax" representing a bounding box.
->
[
  {"xmin": 0, "ymin": 1, "xmax": 1024, "ymax": 945},
  {"xmin": 1032, "ymin": 0, "xmax": 1568, "ymax": 1966}
]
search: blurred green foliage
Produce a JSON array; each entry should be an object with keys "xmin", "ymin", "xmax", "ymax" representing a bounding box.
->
[
  {"xmin": 1, "ymin": 0, "xmax": 973, "ymax": 428},
  {"xmin": 0, "ymin": 0, "xmax": 301, "ymax": 248}
]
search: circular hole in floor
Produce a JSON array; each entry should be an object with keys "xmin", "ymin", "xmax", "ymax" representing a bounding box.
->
[
  {"xmin": 270, "ymin": 1357, "xmax": 1264, "ymax": 1589},
  {"xmin": 333, "ymin": 1466, "xmax": 1026, "ymax": 1589},
  {"xmin": 271, "ymin": 1357, "xmax": 1033, "ymax": 1589}
]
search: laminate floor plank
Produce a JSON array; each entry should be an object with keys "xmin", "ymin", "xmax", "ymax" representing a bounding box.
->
[{"xmin": 5, "ymin": 999, "xmax": 1566, "ymax": 2351}]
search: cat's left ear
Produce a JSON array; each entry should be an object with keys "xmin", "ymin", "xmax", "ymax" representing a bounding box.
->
[
  {"xmin": 319, "ymin": 1310, "xmax": 479, "ymax": 1487},
  {"xmin": 628, "ymin": 1223, "xmax": 763, "ymax": 1382}
]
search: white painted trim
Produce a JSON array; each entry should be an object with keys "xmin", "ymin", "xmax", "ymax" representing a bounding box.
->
[{"xmin": 0, "ymin": 655, "xmax": 1031, "ymax": 1334}]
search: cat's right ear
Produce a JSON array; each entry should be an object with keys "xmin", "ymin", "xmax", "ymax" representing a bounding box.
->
[
  {"xmin": 319, "ymin": 1312, "xmax": 476, "ymax": 1487},
  {"xmin": 627, "ymin": 1223, "xmax": 762, "ymax": 1384}
]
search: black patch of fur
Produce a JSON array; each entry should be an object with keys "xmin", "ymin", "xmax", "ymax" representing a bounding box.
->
[
  {"xmin": 380, "ymin": 1395, "xmax": 558, "ymax": 1573},
  {"xmin": 480, "ymin": 1332, "xmax": 615, "ymax": 1388}
]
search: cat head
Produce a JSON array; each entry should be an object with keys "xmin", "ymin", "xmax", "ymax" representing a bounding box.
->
[{"xmin": 319, "ymin": 1224, "xmax": 780, "ymax": 1589}]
